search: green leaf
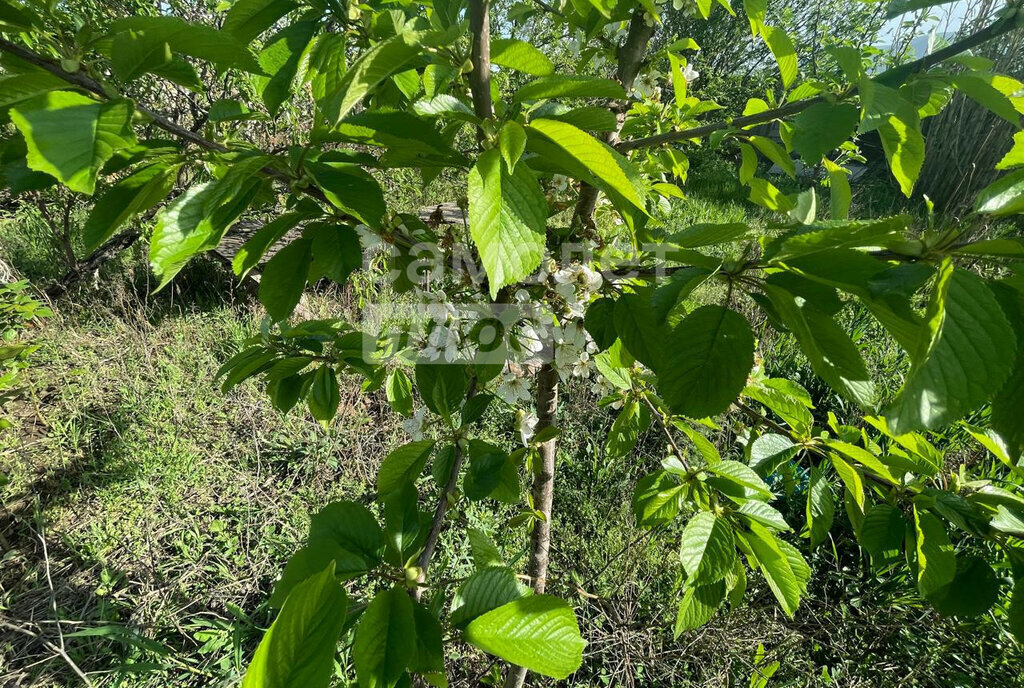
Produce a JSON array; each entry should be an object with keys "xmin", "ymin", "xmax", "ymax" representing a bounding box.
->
[
  {"xmin": 927, "ymin": 556, "xmax": 999, "ymax": 618},
  {"xmin": 515, "ymin": 75, "xmax": 626, "ymax": 101},
  {"xmin": 742, "ymin": 0, "xmax": 766, "ymax": 35},
  {"xmin": 490, "ymin": 38, "xmax": 554, "ymax": 76},
  {"xmin": 748, "ymin": 177, "xmax": 795, "ymax": 213},
  {"xmin": 468, "ymin": 528, "xmax": 504, "ymax": 570},
  {"xmin": 762, "ymin": 283, "xmax": 874, "ymax": 407},
  {"xmin": 468, "ymin": 148, "xmax": 547, "ymax": 298},
  {"xmin": 353, "ymin": 587, "xmax": 416, "ymax": 688},
  {"xmin": 232, "ymin": 212, "xmax": 306, "ymax": 278},
  {"xmin": 306, "ymin": 162, "xmax": 387, "ymax": 228},
  {"xmin": 749, "ymin": 433, "xmax": 798, "ymax": 477},
  {"xmin": 913, "ymin": 506, "xmax": 956, "ymax": 598},
  {"xmin": 0, "ymin": 71, "xmax": 68, "ymax": 108},
  {"xmin": 256, "ymin": 21, "xmax": 318, "ymax": 116},
  {"xmin": 651, "ymin": 267, "xmax": 713, "ymax": 324},
  {"xmin": 742, "ymin": 524, "xmax": 807, "ymax": 616},
  {"xmin": 976, "ymin": 168, "xmax": 1024, "ymax": 217},
  {"xmin": 605, "ymin": 399, "xmax": 643, "ymax": 459},
  {"xmin": 464, "ymin": 595, "xmax": 586, "ymax": 680},
  {"xmin": 528, "ymin": 119, "xmax": 647, "ymax": 212},
  {"xmin": 830, "ymin": 455, "xmax": 865, "ymax": 509},
  {"xmin": 826, "ymin": 440, "xmax": 899, "ymax": 484},
  {"xmin": 223, "ymin": 0, "xmax": 298, "ymax": 42},
  {"xmin": 82, "ymin": 163, "xmax": 178, "ymax": 252},
  {"xmin": 657, "ymin": 305, "xmax": 754, "ymax": 418},
  {"xmin": 765, "ymin": 216, "xmax": 910, "ymax": 261},
  {"xmin": 884, "ymin": 262, "xmax": 1017, "ymax": 433},
  {"xmin": 679, "ymin": 512, "xmax": 736, "ymax": 583},
  {"xmin": 150, "ymin": 160, "xmax": 265, "ymax": 288},
  {"xmin": 743, "ymin": 380, "xmax": 813, "ymax": 435},
  {"xmin": 410, "ymin": 603, "xmax": 444, "ymax": 675},
  {"xmin": 306, "ymin": 223, "xmax": 362, "ymax": 285},
  {"xmin": 806, "ymin": 463, "xmax": 834, "ymax": 549},
  {"xmin": 791, "ymin": 102, "xmax": 860, "ymax": 163},
  {"xmin": 544, "ymin": 106, "xmax": 617, "ymax": 132},
  {"xmin": 997, "ymin": 131, "xmax": 1024, "ymax": 170},
  {"xmin": 415, "ymin": 363, "xmax": 466, "ymax": 418},
  {"xmin": 328, "ymin": 31, "xmax": 425, "ymax": 125},
  {"xmin": 708, "ymin": 460, "xmax": 774, "ymax": 500},
  {"xmin": 954, "ymin": 73, "xmax": 1021, "ymax": 126},
  {"xmin": 309, "ymin": 501, "xmax": 385, "ymax": 563},
  {"xmin": 259, "ymin": 238, "xmax": 312, "ymax": 321},
  {"xmin": 461, "ymin": 393, "xmax": 493, "ymax": 426},
  {"xmin": 584, "ymin": 297, "xmax": 617, "ymax": 351},
  {"xmin": 0, "ymin": 0, "xmax": 41, "ymax": 31},
  {"xmin": 674, "ymin": 579, "xmax": 726, "ymax": 635},
  {"xmin": 242, "ymin": 562, "xmax": 347, "ymax": 688},
  {"xmin": 498, "ymin": 121, "xmax": 527, "ymax": 173},
  {"xmin": 324, "ymin": 111, "xmax": 465, "ymax": 166},
  {"xmin": 1010, "ymin": 579, "xmax": 1024, "ymax": 644},
  {"xmin": 307, "ymin": 365, "xmax": 339, "ymax": 422},
  {"xmin": 823, "ymin": 159, "xmax": 851, "ymax": 220},
  {"xmin": 736, "ymin": 500, "xmax": 791, "ymax": 531},
  {"xmin": 632, "ymin": 471, "xmax": 686, "ymax": 528},
  {"xmin": 879, "ymin": 113, "xmax": 924, "ymax": 198},
  {"xmin": 111, "ymin": 16, "xmax": 263, "ymax": 74},
  {"xmin": 884, "ymin": 0, "xmax": 957, "ymax": 19},
  {"xmin": 749, "ymin": 135, "xmax": 795, "ymax": 179},
  {"xmin": 378, "ymin": 440, "xmax": 435, "ymax": 498},
  {"xmin": 669, "ymin": 222, "xmax": 750, "ymax": 249},
  {"xmin": 760, "ymin": 26, "xmax": 797, "ymax": 89},
  {"xmin": 10, "ymin": 92, "xmax": 136, "ymax": 195},
  {"xmin": 858, "ymin": 503, "xmax": 905, "ymax": 558},
  {"xmin": 269, "ymin": 538, "xmax": 367, "ymax": 607},
  {"xmin": 450, "ymin": 566, "xmax": 529, "ymax": 626},
  {"xmin": 464, "ymin": 440, "xmax": 510, "ymax": 501},
  {"xmin": 386, "ymin": 368, "xmax": 414, "ymax": 417},
  {"xmin": 613, "ymin": 292, "xmax": 665, "ymax": 370}
]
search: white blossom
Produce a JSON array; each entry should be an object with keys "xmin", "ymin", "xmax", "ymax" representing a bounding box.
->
[
  {"xmin": 519, "ymin": 410, "xmax": 539, "ymax": 446},
  {"xmin": 403, "ymin": 407, "xmax": 426, "ymax": 439},
  {"xmin": 497, "ymin": 371, "xmax": 532, "ymax": 405},
  {"xmin": 682, "ymin": 63, "xmax": 699, "ymax": 84}
]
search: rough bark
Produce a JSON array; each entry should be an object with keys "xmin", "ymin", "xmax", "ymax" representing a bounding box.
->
[
  {"xmin": 572, "ymin": 9, "xmax": 655, "ymax": 227},
  {"xmin": 468, "ymin": 0, "xmax": 494, "ymax": 121},
  {"xmin": 503, "ymin": 363, "xmax": 559, "ymax": 688}
]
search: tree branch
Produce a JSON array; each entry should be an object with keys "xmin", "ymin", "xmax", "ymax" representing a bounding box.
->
[
  {"xmin": 573, "ymin": 8, "xmax": 655, "ymax": 226},
  {"xmin": 468, "ymin": 0, "xmax": 494, "ymax": 121},
  {"xmin": 503, "ymin": 363, "xmax": 559, "ymax": 688},
  {"xmin": 615, "ymin": 11, "xmax": 1023, "ymax": 153},
  {"xmin": 412, "ymin": 380, "xmax": 478, "ymax": 602}
]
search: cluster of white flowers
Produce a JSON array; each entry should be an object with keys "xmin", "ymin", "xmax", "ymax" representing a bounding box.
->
[
  {"xmin": 552, "ymin": 262, "xmax": 603, "ymax": 318},
  {"xmin": 554, "ymin": 321, "xmax": 599, "ymax": 382}
]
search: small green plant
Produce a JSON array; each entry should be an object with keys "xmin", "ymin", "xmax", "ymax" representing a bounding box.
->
[{"xmin": 0, "ymin": 278, "xmax": 51, "ymax": 429}]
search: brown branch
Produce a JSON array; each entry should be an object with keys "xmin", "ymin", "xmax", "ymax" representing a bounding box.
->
[
  {"xmin": 615, "ymin": 11, "xmax": 1024, "ymax": 153},
  {"xmin": 573, "ymin": 8, "xmax": 655, "ymax": 226},
  {"xmin": 468, "ymin": 0, "xmax": 494, "ymax": 121},
  {"xmin": 641, "ymin": 393, "xmax": 690, "ymax": 472},
  {"xmin": 412, "ymin": 379, "xmax": 478, "ymax": 602},
  {"xmin": 503, "ymin": 363, "xmax": 559, "ymax": 688}
]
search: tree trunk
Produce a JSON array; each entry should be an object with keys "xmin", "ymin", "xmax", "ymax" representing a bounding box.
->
[
  {"xmin": 503, "ymin": 363, "xmax": 559, "ymax": 688},
  {"xmin": 573, "ymin": 9, "xmax": 654, "ymax": 226}
]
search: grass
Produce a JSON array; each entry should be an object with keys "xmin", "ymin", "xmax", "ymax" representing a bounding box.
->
[{"xmin": 1, "ymin": 172, "xmax": 1022, "ymax": 687}]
